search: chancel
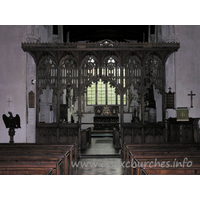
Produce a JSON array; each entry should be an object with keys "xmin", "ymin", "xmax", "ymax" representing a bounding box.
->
[{"xmin": 1, "ymin": 25, "xmax": 200, "ymax": 175}]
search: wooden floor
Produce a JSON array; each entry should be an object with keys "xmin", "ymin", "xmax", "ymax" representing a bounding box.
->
[{"xmin": 78, "ymin": 138, "xmax": 123, "ymax": 175}]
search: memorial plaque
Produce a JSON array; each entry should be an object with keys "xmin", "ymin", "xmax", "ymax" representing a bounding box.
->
[
  {"xmin": 29, "ymin": 91, "xmax": 35, "ymax": 108},
  {"xmin": 166, "ymin": 90, "xmax": 175, "ymax": 109}
]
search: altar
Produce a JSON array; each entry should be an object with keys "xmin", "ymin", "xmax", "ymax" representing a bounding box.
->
[{"xmin": 93, "ymin": 106, "xmax": 119, "ymax": 130}]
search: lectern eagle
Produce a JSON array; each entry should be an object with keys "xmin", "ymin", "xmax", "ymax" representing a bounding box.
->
[{"xmin": 2, "ymin": 112, "xmax": 21, "ymax": 129}]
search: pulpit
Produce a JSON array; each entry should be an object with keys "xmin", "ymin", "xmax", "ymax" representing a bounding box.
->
[{"xmin": 93, "ymin": 106, "xmax": 119, "ymax": 130}]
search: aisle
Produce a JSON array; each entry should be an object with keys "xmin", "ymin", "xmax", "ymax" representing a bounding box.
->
[
  {"xmin": 77, "ymin": 158, "xmax": 123, "ymax": 175},
  {"xmin": 78, "ymin": 137, "xmax": 123, "ymax": 175},
  {"xmin": 81, "ymin": 138, "xmax": 121, "ymax": 156}
]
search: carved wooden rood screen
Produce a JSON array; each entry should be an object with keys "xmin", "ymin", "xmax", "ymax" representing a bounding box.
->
[{"xmin": 22, "ymin": 40, "xmax": 180, "ymax": 154}]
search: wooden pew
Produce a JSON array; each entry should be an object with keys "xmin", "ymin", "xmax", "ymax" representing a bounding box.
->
[
  {"xmin": 123, "ymin": 143, "xmax": 200, "ymax": 175},
  {"xmin": 0, "ymin": 154, "xmax": 67, "ymax": 175},
  {"xmin": 123, "ymin": 143, "xmax": 200, "ymax": 165},
  {"xmin": 136, "ymin": 163, "xmax": 200, "ymax": 175},
  {"xmin": 0, "ymin": 168, "xmax": 57, "ymax": 175},
  {"xmin": 0, "ymin": 161, "xmax": 61, "ymax": 175},
  {"xmin": 0, "ymin": 143, "xmax": 77, "ymax": 169},
  {"xmin": 81, "ymin": 128, "xmax": 91, "ymax": 149},
  {"xmin": 0, "ymin": 143, "xmax": 77, "ymax": 175},
  {"xmin": 123, "ymin": 143, "xmax": 200, "ymax": 162},
  {"xmin": 0, "ymin": 152, "xmax": 69, "ymax": 174},
  {"xmin": 0, "ymin": 152, "xmax": 71, "ymax": 175},
  {"xmin": 113, "ymin": 128, "xmax": 120, "ymax": 149},
  {"xmin": 129, "ymin": 151, "xmax": 200, "ymax": 175},
  {"xmin": 128, "ymin": 150, "xmax": 200, "ymax": 175},
  {"xmin": 0, "ymin": 160, "xmax": 62, "ymax": 175}
]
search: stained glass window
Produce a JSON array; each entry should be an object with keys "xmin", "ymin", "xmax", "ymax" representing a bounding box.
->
[
  {"xmin": 87, "ymin": 80, "xmax": 126, "ymax": 105},
  {"xmin": 107, "ymin": 84, "xmax": 116, "ymax": 105},
  {"xmin": 117, "ymin": 94, "xmax": 127, "ymax": 105},
  {"xmin": 97, "ymin": 79, "xmax": 106, "ymax": 104},
  {"xmin": 87, "ymin": 82, "xmax": 96, "ymax": 105}
]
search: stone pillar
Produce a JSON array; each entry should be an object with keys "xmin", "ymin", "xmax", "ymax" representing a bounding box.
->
[
  {"xmin": 26, "ymin": 53, "xmax": 36, "ymax": 143},
  {"xmin": 47, "ymin": 25, "xmax": 53, "ymax": 42},
  {"xmin": 148, "ymin": 25, "xmax": 151, "ymax": 42},
  {"xmin": 58, "ymin": 25, "xmax": 63, "ymax": 43},
  {"xmin": 162, "ymin": 25, "xmax": 177, "ymax": 119},
  {"xmin": 78, "ymin": 68, "xmax": 82, "ymax": 156}
]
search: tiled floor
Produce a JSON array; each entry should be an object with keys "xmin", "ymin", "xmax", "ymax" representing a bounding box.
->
[
  {"xmin": 78, "ymin": 138, "xmax": 123, "ymax": 175},
  {"xmin": 81, "ymin": 138, "xmax": 121, "ymax": 155},
  {"xmin": 77, "ymin": 158, "xmax": 123, "ymax": 175}
]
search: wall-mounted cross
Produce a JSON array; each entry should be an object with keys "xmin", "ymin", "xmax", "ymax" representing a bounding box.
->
[
  {"xmin": 188, "ymin": 91, "xmax": 196, "ymax": 108},
  {"xmin": 7, "ymin": 98, "xmax": 12, "ymax": 107}
]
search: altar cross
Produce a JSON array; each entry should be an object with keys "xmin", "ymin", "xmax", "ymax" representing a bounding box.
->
[
  {"xmin": 180, "ymin": 112, "xmax": 186, "ymax": 118},
  {"xmin": 7, "ymin": 98, "xmax": 12, "ymax": 107},
  {"xmin": 188, "ymin": 91, "xmax": 196, "ymax": 108}
]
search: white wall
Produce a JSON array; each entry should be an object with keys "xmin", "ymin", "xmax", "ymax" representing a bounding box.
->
[
  {"xmin": 26, "ymin": 26, "xmax": 49, "ymax": 142},
  {"xmin": 161, "ymin": 25, "xmax": 200, "ymax": 119},
  {"xmin": 124, "ymin": 113, "xmax": 132, "ymax": 123},
  {"xmin": 175, "ymin": 25, "xmax": 200, "ymax": 118},
  {"xmin": 0, "ymin": 25, "xmax": 28, "ymax": 142},
  {"xmin": 0, "ymin": 25, "xmax": 49, "ymax": 143},
  {"xmin": 81, "ymin": 114, "xmax": 95, "ymax": 129}
]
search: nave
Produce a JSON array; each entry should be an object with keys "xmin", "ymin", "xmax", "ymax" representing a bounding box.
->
[{"xmin": 1, "ymin": 135, "xmax": 200, "ymax": 175}]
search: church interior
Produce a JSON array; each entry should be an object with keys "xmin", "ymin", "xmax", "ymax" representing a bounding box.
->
[{"xmin": 1, "ymin": 24, "xmax": 200, "ymax": 180}]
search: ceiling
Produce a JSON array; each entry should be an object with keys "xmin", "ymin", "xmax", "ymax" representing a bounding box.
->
[{"xmin": 61, "ymin": 25, "xmax": 154, "ymax": 43}]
